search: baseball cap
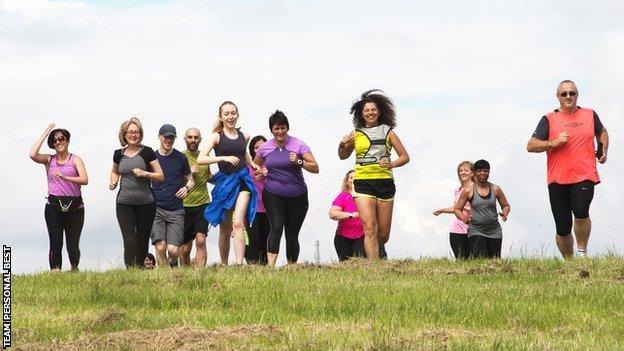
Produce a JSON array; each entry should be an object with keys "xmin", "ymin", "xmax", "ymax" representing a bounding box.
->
[{"xmin": 159, "ymin": 124, "xmax": 177, "ymax": 138}]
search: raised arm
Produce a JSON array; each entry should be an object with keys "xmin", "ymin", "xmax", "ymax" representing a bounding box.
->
[
  {"xmin": 453, "ymin": 188, "xmax": 471, "ymax": 224},
  {"xmin": 338, "ymin": 131, "xmax": 355, "ymax": 160},
  {"xmin": 494, "ymin": 185, "xmax": 510, "ymax": 222},
  {"xmin": 29, "ymin": 123, "xmax": 55, "ymax": 165}
]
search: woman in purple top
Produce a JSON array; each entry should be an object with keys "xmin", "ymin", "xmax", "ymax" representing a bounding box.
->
[
  {"xmin": 433, "ymin": 161, "xmax": 474, "ymax": 259},
  {"xmin": 29, "ymin": 123, "xmax": 89, "ymax": 271},
  {"xmin": 254, "ymin": 111, "xmax": 320, "ymax": 266},
  {"xmin": 329, "ymin": 170, "xmax": 366, "ymax": 261},
  {"xmin": 245, "ymin": 135, "xmax": 270, "ymax": 265}
]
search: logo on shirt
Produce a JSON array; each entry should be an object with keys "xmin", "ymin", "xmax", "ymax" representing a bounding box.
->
[{"xmin": 564, "ymin": 122, "xmax": 583, "ymax": 128}]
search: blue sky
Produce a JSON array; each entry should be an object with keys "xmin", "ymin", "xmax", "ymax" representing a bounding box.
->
[{"xmin": 2, "ymin": 0, "xmax": 623, "ymax": 273}]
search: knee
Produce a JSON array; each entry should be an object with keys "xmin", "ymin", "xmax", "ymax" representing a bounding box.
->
[
  {"xmin": 155, "ymin": 241, "xmax": 166, "ymax": 253},
  {"xmin": 363, "ymin": 224, "xmax": 377, "ymax": 236},
  {"xmin": 180, "ymin": 244, "xmax": 191, "ymax": 255},
  {"xmin": 195, "ymin": 235, "xmax": 206, "ymax": 247},
  {"xmin": 168, "ymin": 246, "xmax": 179, "ymax": 256},
  {"xmin": 232, "ymin": 220, "xmax": 245, "ymax": 233}
]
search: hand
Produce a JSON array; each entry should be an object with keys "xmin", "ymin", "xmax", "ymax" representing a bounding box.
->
[
  {"xmin": 45, "ymin": 123, "xmax": 56, "ymax": 133},
  {"xmin": 190, "ymin": 164, "xmax": 198, "ymax": 174},
  {"xmin": 289, "ymin": 152, "xmax": 299, "ymax": 165},
  {"xmin": 552, "ymin": 131, "xmax": 569, "ymax": 148},
  {"xmin": 598, "ymin": 153, "xmax": 607, "ymax": 164},
  {"xmin": 379, "ymin": 156, "xmax": 392, "ymax": 169},
  {"xmin": 351, "ymin": 212, "xmax": 360, "ymax": 218},
  {"xmin": 109, "ymin": 181, "xmax": 118, "ymax": 190},
  {"xmin": 254, "ymin": 167, "xmax": 267, "ymax": 181},
  {"xmin": 433, "ymin": 209, "xmax": 442, "ymax": 216},
  {"xmin": 132, "ymin": 168, "xmax": 147, "ymax": 178},
  {"xmin": 222, "ymin": 156, "xmax": 240, "ymax": 166},
  {"xmin": 461, "ymin": 215, "xmax": 471, "ymax": 225},
  {"xmin": 54, "ymin": 171, "xmax": 65, "ymax": 179},
  {"xmin": 499, "ymin": 212, "xmax": 508, "ymax": 222},
  {"xmin": 175, "ymin": 186, "xmax": 189, "ymax": 199},
  {"xmin": 340, "ymin": 134, "xmax": 354, "ymax": 147}
]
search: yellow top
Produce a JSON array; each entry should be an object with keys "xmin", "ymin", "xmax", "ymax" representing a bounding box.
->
[{"xmin": 353, "ymin": 125, "xmax": 393, "ymax": 180}]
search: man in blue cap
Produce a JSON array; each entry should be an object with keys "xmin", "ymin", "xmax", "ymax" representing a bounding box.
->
[{"xmin": 151, "ymin": 124, "xmax": 195, "ymax": 267}]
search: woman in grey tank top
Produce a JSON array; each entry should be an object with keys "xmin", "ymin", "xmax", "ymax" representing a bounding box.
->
[{"xmin": 454, "ymin": 159, "xmax": 510, "ymax": 258}]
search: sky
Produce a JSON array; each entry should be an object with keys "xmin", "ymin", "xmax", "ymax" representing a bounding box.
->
[{"xmin": 1, "ymin": 0, "xmax": 622, "ymax": 274}]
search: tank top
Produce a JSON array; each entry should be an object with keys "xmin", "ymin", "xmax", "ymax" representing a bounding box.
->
[
  {"xmin": 47, "ymin": 154, "xmax": 81, "ymax": 197},
  {"xmin": 467, "ymin": 183, "xmax": 502, "ymax": 239},
  {"xmin": 215, "ymin": 130, "xmax": 247, "ymax": 174},
  {"xmin": 353, "ymin": 124, "xmax": 393, "ymax": 180}
]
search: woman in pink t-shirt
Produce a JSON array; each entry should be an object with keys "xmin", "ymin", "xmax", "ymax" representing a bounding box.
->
[
  {"xmin": 329, "ymin": 170, "xmax": 366, "ymax": 261},
  {"xmin": 433, "ymin": 161, "xmax": 473, "ymax": 259}
]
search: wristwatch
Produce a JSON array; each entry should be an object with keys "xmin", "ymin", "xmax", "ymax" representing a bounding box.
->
[{"xmin": 297, "ymin": 158, "xmax": 304, "ymax": 166}]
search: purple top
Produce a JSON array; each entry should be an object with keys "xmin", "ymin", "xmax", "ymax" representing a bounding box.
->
[
  {"xmin": 47, "ymin": 154, "xmax": 81, "ymax": 197},
  {"xmin": 257, "ymin": 136, "xmax": 311, "ymax": 197},
  {"xmin": 247, "ymin": 165, "xmax": 266, "ymax": 213}
]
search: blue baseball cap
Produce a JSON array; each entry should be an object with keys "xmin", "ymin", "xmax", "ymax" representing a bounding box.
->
[{"xmin": 159, "ymin": 124, "xmax": 177, "ymax": 138}]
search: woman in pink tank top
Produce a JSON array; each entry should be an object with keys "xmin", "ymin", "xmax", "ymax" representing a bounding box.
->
[
  {"xmin": 29, "ymin": 123, "xmax": 88, "ymax": 271},
  {"xmin": 433, "ymin": 161, "xmax": 473, "ymax": 260}
]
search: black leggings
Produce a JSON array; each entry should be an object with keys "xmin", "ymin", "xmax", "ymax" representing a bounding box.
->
[
  {"xmin": 469, "ymin": 235, "xmax": 502, "ymax": 258},
  {"xmin": 334, "ymin": 234, "xmax": 365, "ymax": 261},
  {"xmin": 245, "ymin": 212, "xmax": 270, "ymax": 265},
  {"xmin": 263, "ymin": 190, "xmax": 308, "ymax": 262},
  {"xmin": 548, "ymin": 181, "xmax": 595, "ymax": 236},
  {"xmin": 116, "ymin": 202, "xmax": 156, "ymax": 268},
  {"xmin": 449, "ymin": 233, "xmax": 470, "ymax": 260},
  {"xmin": 44, "ymin": 205, "xmax": 84, "ymax": 270}
]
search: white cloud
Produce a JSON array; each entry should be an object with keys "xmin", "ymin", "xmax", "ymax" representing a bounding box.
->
[{"xmin": 2, "ymin": 0, "xmax": 623, "ymax": 272}]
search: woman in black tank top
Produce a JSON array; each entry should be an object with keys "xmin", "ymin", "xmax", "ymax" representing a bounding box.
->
[{"xmin": 198, "ymin": 101, "xmax": 261, "ymax": 265}]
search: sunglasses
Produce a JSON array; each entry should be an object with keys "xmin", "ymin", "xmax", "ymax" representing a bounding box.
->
[
  {"xmin": 559, "ymin": 91, "xmax": 577, "ymax": 98},
  {"xmin": 53, "ymin": 136, "xmax": 66, "ymax": 144},
  {"xmin": 126, "ymin": 130, "xmax": 141, "ymax": 135}
]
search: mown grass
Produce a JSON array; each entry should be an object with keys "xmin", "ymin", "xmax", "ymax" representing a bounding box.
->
[{"xmin": 13, "ymin": 258, "xmax": 624, "ymax": 350}]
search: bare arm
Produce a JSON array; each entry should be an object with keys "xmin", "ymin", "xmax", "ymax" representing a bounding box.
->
[
  {"xmin": 329, "ymin": 205, "xmax": 359, "ymax": 221},
  {"xmin": 598, "ymin": 128, "xmax": 609, "ymax": 164},
  {"xmin": 494, "ymin": 185, "xmax": 510, "ymax": 222},
  {"xmin": 338, "ymin": 131, "xmax": 355, "ymax": 160},
  {"xmin": 142, "ymin": 159, "xmax": 164, "ymax": 182},
  {"xmin": 197, "ymin": 133, "xmax": 240, "ymax": 166},
  {"xmin": 109, "ymin": 163, "xmax": 120, "ymax": 190},
  {"xmin": 453, "ymin": 188, "xmax": 472, "ymax": 224},
  {"xmin": 433, "ymin": 206, "xmax": 456, "ymax": 216},
  {"xmin": 300, "ymin": 152, "xmax": 319, "ymax": 174},
  {"xmin": 244, "ymin": 133, "xmax": 261, "ymax": 171},
  {"xmin": 29, "ymin": 123, "xmax": 55, "ymax": 165},
  {"xmin": 381, "ymin": 130, "xmax": 410, "ymax": 169},
  {"xmin": 175, "ymin": 173, "xmax": 195, "ymax": 199},
  {"xmin": 59, "ymin": 155, "xmax": 88, "ymax": 185},
  {"xmin": 527, "ymin": 132, "xmax": 569, "ymax": 153}
]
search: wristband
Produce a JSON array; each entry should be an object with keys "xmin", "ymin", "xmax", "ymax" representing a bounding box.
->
[{"xmin": 297, "ymin": 159, "xmax": 304, "ymax": 166}]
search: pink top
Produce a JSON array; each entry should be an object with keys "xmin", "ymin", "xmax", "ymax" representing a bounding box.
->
[
  {"xmin": 449, "ymin": 186, "xmax": 470, "ymax": 234},
  {"xmin": 332, "ymin": 192, "xmax": 364, "ymax": 239},
  {"xmin": 47, "ymin": 154, "xmax": 81, "ymax": 197},
  {"xmin": 248, "ymin": 165, "xmax": 266, "ymax": 213}
]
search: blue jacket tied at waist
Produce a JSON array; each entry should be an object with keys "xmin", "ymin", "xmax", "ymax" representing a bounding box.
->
[{"xmin": 204, "ymin": 167, "xmax": 257, "ymax": 226}]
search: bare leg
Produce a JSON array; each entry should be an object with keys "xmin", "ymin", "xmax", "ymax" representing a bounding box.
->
[
  {"xmin": 376, "ymin": 199, "xmax": 394, "ymax": 245},
  {"xmin": 194, "ymin": 233, "xmax": 207, "ymax": 267},
  {"xmin": 267, "ymin": 253, "xmax": 278, "ymax": 267},
  {"xmin": 232, "ymin": 192, "xmax": 251, "ymax": 264},
  {"xmin": 180, "ymin": 242, "xmax": 192, "ymax": 267},
  {"xmin": 154, "ymin": 240, "xmax": 168, "ymax": 268},
  {"xmin": 218, "ymin": 212, "xmax": 233, "ymax": 265},
  {"xmin": 556, "ymin": 234, "xmax": 574, "ymax": 259},
  {"xmin": 167, "ymin": 244, "xmax": 180, "ymax": 263},
  {"xmin": 574, "ymin": 217, "xmax": 591, "ymax": 252},
  {"xmin": 355, "ymin": 196, "xmax": 379, "ymax": 260}
]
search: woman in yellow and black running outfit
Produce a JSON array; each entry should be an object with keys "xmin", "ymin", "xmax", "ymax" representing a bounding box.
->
[{"xmin": 338, "ymin": 90, "xmax": 410, "ymax": 259}]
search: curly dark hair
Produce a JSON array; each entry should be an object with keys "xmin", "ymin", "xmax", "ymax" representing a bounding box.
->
[{"xmin": 350, "ymin": 89, "xmax": 396, "ymax": 128}]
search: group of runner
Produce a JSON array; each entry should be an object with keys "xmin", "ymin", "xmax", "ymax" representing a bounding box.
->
[{"xmin": 29, "ymin": 81, "xmax": 609, "ymax": 270}]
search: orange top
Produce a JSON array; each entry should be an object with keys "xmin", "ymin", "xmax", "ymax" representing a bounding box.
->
[{"xmin": 546, "ymin": 107, "xmax": 600, "ymax": 185}]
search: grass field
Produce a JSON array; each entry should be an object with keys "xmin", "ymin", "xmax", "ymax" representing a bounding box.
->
[{"xmin": 13, "ymin": 257, "xmax": 624, "ymax": 350}]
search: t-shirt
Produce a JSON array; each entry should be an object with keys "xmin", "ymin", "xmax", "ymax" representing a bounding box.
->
[
  {"xmin": 449, "ymin": 187, "xmax": 470, "ymax": 234},
  {"xmin": 183, "ymin": 150, "xmax": 211, "ymax": 207},
  {"xmin": 332, "ymin": 192, "xmax": 364, "ymax": 239},
  {"xmin": 113, "ymin": 146, "xmax": 156, "ymax": 205},
  {"xmin": 256, "ymin": 136, "xmax": 310, "ymax": 197},
  {"xmin": 248, "ymin": 165, "xmax": 266, "ymax": 213},
  {"xmin": 152, "ymin": 149, "xmax": 191, "ymax": 210},
  {"xmin": 532, "ymin": 107, "xmax": 603, "ymax": 185}
]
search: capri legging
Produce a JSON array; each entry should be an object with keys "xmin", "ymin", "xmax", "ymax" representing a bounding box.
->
[
  {"xmin": 548, "ymin": 180, "xmax": 595, "ymax": 236},
  {"xmin": 263, "ymin": 190, "xmax": 308, "ymax": 262}
]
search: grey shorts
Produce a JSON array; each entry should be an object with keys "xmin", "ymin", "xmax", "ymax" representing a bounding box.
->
[{"xmin": 151, "ymin": 207, "xmax": 185, "ymax": 247}]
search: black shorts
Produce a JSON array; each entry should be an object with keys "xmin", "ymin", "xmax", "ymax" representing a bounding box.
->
[
  {"xmin": 548, "ymin": 180, "xmax": 595, "ymax": 236},
  {"xmin": 353, "ymin": 179, "xmax": 396, "ymax": 201},
  {"xmin": 183, "ymin": 203, "xmax": 209, "ymax": 244}
]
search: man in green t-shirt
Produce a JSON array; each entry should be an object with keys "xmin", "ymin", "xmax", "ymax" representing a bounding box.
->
[{"xmin": 180, "ymin": 127, "xmax": 212, "ymax": 267}]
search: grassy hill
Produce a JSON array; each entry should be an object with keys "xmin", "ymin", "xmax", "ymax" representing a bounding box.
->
[{"xmin": 13, "ymin": 258, "xmax": 624, "ymax": 350}]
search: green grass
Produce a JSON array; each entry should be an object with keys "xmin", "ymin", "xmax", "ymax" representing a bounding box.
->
[{"xmin": 14, "ymin": 258, "xmax": 624, "ymax": 350}]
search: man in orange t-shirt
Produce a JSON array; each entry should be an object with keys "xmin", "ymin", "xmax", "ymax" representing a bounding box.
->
[{"xmin": 527, "ymin": 80, "xmax": 609, "ymax": 259}]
